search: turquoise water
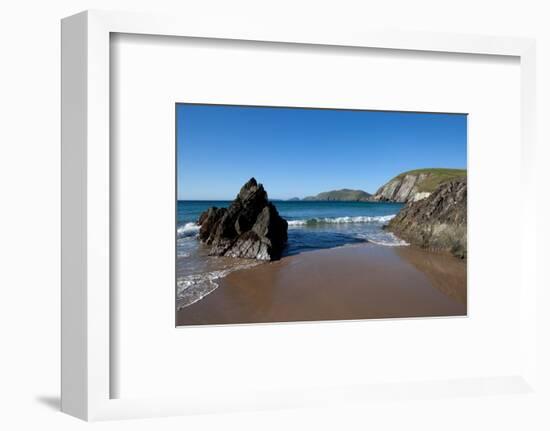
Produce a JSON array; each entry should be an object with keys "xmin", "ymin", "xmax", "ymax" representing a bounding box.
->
[{"xmin": 176, "ymin": 200, "xmax": 406, "ymax": 309}]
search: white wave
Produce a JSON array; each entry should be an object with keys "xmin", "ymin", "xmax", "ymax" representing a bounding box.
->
[
  {"xmin": 176, "ymin": 261, "xmax": 261, "ymax": 309},
  {"xmin": 287, "ymin": 220, "xmax": 307, "ymax": 226},
  {"xmin": 288, "ymin": 214, "xmax": 395, "ymax": 226},
  {"xmin": 355, "ymin": 232, "xmax": 409, "ymax": 247},
  {"xmin": 177, "ymin": 222, "xmax": 200, "ymax": 238}
]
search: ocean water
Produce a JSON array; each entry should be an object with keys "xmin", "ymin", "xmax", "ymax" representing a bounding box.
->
[{"xmin": 176, "ymin": 200, "xmax": 407, "ymax": 309}]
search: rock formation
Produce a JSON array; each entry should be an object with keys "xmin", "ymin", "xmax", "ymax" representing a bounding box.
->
[
  {"xmin": 373, "ymin": 168, "xmax": 466, "ymax": 203},
  {"xmin": 387, "ymin": 178, "xmax": 467, "ymax": 258},
  {"xmin": 197, "ymin": 178, "xmax": 288, "ymax": 260}
]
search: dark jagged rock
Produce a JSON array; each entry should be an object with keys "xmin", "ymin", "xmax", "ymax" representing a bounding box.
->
[
  {"xmin": 387, "ymin": 178, "xmax": 467, "ymax": 258},
  {"xmin": 198, "ymin": 207, "xmax": 226, "ymax": 243},
  {"xmin": 197, "ymin": 178, "xmax": 288, "ymax": 260}
]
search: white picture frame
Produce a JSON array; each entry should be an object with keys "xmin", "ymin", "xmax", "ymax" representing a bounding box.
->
[{"xmin": 61, "ymin": 9, "xmax": 540, "ymax": 421}]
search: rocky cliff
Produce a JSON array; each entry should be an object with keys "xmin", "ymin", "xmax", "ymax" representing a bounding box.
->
[
  {"xmin": 387, "ymin": 178, "xmax": 467, "ymax": 258},
  {"xmin": 303, "ymin": 189, "xmax": 373, "ymax": 202},
  {"xmin": 373, "ymin": 168, "xmax": 466, "ymax": 203},
  {"xmin": 197, "ymin": 178, "xmax": 288, "ymax": 260}
]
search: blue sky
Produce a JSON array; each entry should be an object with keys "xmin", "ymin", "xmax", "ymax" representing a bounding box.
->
[{"xmin": 177, "ymin": 104, "xmax": 467, "ymax": 200}]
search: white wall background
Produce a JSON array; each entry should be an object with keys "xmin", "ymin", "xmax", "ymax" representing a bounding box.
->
[{"xmin": 1, "ymin": 0, "xmax": 548, "ymax": 430}]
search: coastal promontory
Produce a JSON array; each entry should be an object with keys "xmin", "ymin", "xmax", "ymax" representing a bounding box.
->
[
  {"xmin": 373, "ymin": 168, "xmax": 466, "ymax": 203},
  {"xmin": 197, "ymin": 178, "xmax": 288, "ymax": 260}
]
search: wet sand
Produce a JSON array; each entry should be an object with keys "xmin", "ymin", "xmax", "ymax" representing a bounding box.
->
[{"xmin": 176, "ymin": 243, "xmax": 467, "ymax": 326}]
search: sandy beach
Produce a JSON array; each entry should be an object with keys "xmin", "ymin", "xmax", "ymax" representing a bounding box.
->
[{"xmin": 176, "ymin": 243, "xmax": 466, "ymax": 326}]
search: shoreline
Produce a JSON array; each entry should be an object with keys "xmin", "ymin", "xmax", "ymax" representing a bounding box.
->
[{"xmin": 176, "ymin": 242, "xmax": 466, "ymax": 326}]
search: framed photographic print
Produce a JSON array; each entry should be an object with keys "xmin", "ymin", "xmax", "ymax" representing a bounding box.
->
[
  {"xmin": 175, "ymin": 104, "xmax": 468, "ymax": 326},
  {"xmin": 61, "ymin": 10, "xmax": 541, "ymax": 422}
]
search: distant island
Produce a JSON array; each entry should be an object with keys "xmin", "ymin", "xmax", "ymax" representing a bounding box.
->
[{"xmin": 302, "ymin": 189, "xmax": 373, "ymax": 202}]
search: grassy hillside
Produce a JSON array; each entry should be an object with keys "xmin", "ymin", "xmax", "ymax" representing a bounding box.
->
[
  {"xmin": 303, "ymin": 189, "xmax": 372, "ymax": 201},
  {"xmin": 393, "ymin": 168, "xmax": 467, "ymax": 193}
]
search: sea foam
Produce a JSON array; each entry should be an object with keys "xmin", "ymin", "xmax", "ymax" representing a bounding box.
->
[
  {"xmin": 176, "ymin": 261, "xmax": 261, "ymax": 309},
  {"xmin": 287, "ymin": 214, "xmax": 395, "ymax": 226},
  {"xmin": 355, "ymin": 231, "xmax": 409, "ymax": 247},
  {"xmin": 177, "ymin": 222, "xmax": 200, "ymax": 238}
]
